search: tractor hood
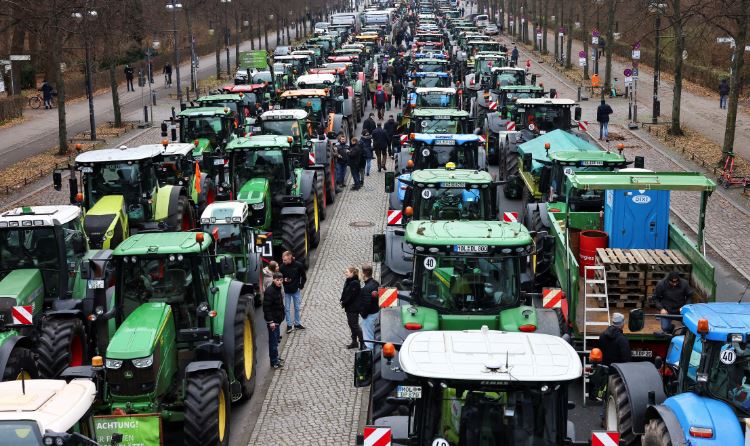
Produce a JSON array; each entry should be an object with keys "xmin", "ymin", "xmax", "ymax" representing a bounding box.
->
[
  {"xmin": 85, "ymin": 196, "xmax": 124, "ymax": 249},
  {"xmin": 236, "ymin": 177, "xmax": 267, "ymax": 206},
  {"xmin": 107, "ymin": 302, "xmax": 172, "ymax": 360},
  {"xmin": 0, "ymin": 269, "xmax": 44, "ymax": 310}
]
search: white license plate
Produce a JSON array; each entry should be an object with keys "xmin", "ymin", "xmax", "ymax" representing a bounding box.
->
[
  {"xmin": 213, "ymin": 158, "xmax": 225, "ymax": 165},
  {"xmin": 455, "ymin": 245, "xmax": 488, "ymax": 253},
  {"xmin": 434, "ymin": 139, "xmax": 454, "ymax": 145},
  {"xmin": 79, "ymin": 167, "xmax": 93, "ymax": 173},
  {"xmin": 396, "ymin": 385, "xmax": 422, "ymax": 399},
  {"xmin": 87, "ymin": 279, "xmax": 105, "ymax": 289},
  {"xmin": 632, "ymin": 350, "xmax": 653, "ymax": 358}
]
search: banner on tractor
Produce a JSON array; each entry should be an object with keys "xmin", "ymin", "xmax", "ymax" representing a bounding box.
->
[
  {"xmin": 239, "ymin": 51, "xmax": 268, "ymax": 70},
  {"xmin": 94, "ymin": 414, "xmax": 162, "ymax": 446}
]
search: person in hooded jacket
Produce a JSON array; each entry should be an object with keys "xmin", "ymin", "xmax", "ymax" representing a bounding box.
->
[
  {"xmin": 348, "ymin": 137, "xmax": 364, "ymax": 190},
  {"xmin": 262, "ymin": 260, "xmax": 281, "ymax": 294},
  {"xmin": 340, "ymin": 267, "xmax": 363, "ymax": 349},
  {"xmin": 263, "ymin": 272, "xmax": 286, "ymax": 368},
  {"xmin": 598, "ymin": 312, "xmax": 631, "ymax": 366},
  {"xmin": 363, "ymin": 113, "xmax": 377, "ymax": 136},
  {"xmin": 361, "ymin": 130, "xmax": 374, "ymax": 176}
]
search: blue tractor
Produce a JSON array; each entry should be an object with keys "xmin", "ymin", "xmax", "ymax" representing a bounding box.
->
[{"xmin": 603, "ymin": 303, "xmax": 750, "ymax": 445}]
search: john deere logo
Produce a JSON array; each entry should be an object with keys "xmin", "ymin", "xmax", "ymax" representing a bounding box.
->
[{"xmin": 632, "ymin": 195, "xmax": 651, "ymax": 204}]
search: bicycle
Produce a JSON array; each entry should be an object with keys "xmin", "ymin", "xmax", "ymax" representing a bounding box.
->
[{"xmin": 29, "ymin": 93, "xmax": 56, "ymax": 109}]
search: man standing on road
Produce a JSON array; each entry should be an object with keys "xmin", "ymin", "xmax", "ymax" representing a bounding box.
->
[
  {"xmin": 359, "ymin": 264, "xmax": 380, "ymax": 350},
  {"xmin": 374, "ymin": 85, "xmax": 387, "ymax": 120},
  {"xmin": 719, "ymin": 78, "xmax": 730, "ymax": 109},
  {"xmin": 263, "ymin": 272, "xmax": 285, "ymax": 369},
  {"xmin": 372, "ymin": 122, "xmax": 389, "ymax": 172},
  {"xmin": 363, "ymin": 112, "xmax": 376, "ymax": 136},
  {"xmin": 348, "ymin": 137, "xmax": 364, "ymax": 190},
  {"xmin": 511, "ymin": 45, "xmax": 519, "ymax": 66},
  {"xmin": 653, "ymin": 271, "xmax": 693, "ymax": 334},
  {"xmin": 164, "ymin": 63, "xmax": 173, "ymax": 87},
  {"xmin": 384, "ymin": 115, "xmax": 397, "ymax": 157},
  {"xmin": 124, "ymin": 65, "xmax": 134, "ymax": 92},
  {"xmin": 280, "ymin": 251, "xmax": 307, "ymax": 334},
  {"xmin": 596, "ymin": 99, "xmax": 614, "ymax": 142}
]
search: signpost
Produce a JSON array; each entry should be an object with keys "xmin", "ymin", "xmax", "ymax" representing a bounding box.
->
[{"xmin": 627, "ymin": 44, "xmax": 639, "ymax": 129}]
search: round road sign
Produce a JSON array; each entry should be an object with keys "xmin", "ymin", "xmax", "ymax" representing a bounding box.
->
[
  {"xmin": 592, "ymin": 30, "xmax": 600, "ymax": 37},
  {"xmin": 624, "ymin": 68, "xmax": 633, "ymax": 77},
  {"xmin": 423, "ymin": 256, "xmax": 437, "ymax": 270},
  {"xmin": 579, "ymin": 50, "xmax": 586, "ymax": 58}
]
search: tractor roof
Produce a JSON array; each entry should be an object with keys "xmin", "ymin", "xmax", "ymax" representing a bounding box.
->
[
  {"xmin": 410, "ymin": 71, "xmax": 450, "ymax": 78},
  {"xmin": 296, "ymin": 74, "xmax": 336, "ymax": 86},
  {"xmin": 280, "ymin": 89, "xmax": 328, "ymax": 98},
  {"xmin": 410, "ymin": 168, "xmax": 493, "ymax": 184},
  {"xmin": 200, "ymin": 201, "xmax": 249, "ymax": 224},
  {"xmin": 565, "ymin": 171, "xmax": 716, "ymax": 192},
  {"xmin": 475, "ymin": 52, "xmax": 506, "ymax": 59},
  {"xmin": 0, "ymin": 379, "xmax": 96, "ymax": 434},
  {"xmin": 261, "ymin": 109, "xmax": 308, "ymax": 120},
  {"xmin": 411, "ymin": 108, "xmax": 470, "ymax": 118},
  {"xmin": 682, "ymin": 303, "xmax": 750, "ymax": 342},
  {"xmin": 113, "ymin": 232, "xmax": 210, "ymax": 255},
  {"xmin": 274, "ymin": 55, "xmax": 310, "ymax": 61},
  {"xmin": 143, "ymin": 143, "xmax": 194, "ymax": 157},
  {"xmin": 491, "ymin": 66, "xmax": 526, "ymax": 73},
  {"xmin": 225, "ymin": 135, "xmax": 292, "ymax": 151},
  {"xmin": 518, "ymin": 130, "xmax": 610, "ymax": 157},
  {"xmin": 499, "ymin": 85, "xmax": 544, "ymax": 92},
  {"xmin": 405, "ymin": 220, "xmax": 532, "ymax": 246},
  {"xmin": 178, "ymin": 106, "xmax": 232, "ymax": 117},
  {"xmin": 415, "ymin": 58, "xmax": 449, "ymax": 63},
  {"xmin": 399, "ymin": 329, "xmax": 582, "ymax": 382},
  {"xmin": 415, "ymin": 87, "xmax": 456, "ymax": 94},
  {"xmin": 411, "ymin": 133, "xmax": 482, "ymax": 145},
  {"xmin": 308, "ymin": 67, "xmax": 347, "ymax": 75},
  {"xmin": 0, "ymin": 205, "xmax": 81, "ymax": 226},
  {"xmin": 196, "ymin": 94, "xmax": 243, "ymax": 103},
  {"xmin": 517, "ymin": 98, "xmax": 577, "ymax": 106},
  {"xmin": 222, "ymin": 84, "xmax": 267, "ymax": 93},
  {"xmin": 76, "ymin": 145, "xmax": 164, "ymax": 164}
]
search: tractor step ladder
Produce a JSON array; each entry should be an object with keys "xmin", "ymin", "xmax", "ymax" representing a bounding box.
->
[{"xmin": 582, "ymin": 265, "xmax": 611, "ymax": 407}]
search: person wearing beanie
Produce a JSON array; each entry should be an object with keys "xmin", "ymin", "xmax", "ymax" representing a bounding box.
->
[{"xmin": 598, "ymin": 312, "xmax": 631, "ymax": 367}]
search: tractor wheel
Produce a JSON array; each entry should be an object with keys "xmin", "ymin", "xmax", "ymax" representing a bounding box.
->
[
  {"xmin": 354, "ymin": 97, "xmax": 362, "ymax": 123},
  {"xmin": 36, "ymin": 317, "xmax": 87, "ymax": 378},
  {"xmin": 605, "ymin": 374, "xmax": 637, "ymax": 446},
  {"xmin": 234, "ymin": 295, "xmax": 257, "ymax": 401},
  {"xmin": 315, "ymin": 172, "xmax": 327, "ymax": 221},
  {"xmin": 170, "ymin": 195, "xmax": 195, "ymax": 232},
  {"xmin": 306, "ymin": 186, "xmax": 321, "ymax": 249},
  {"xmin": 281, "ymin": 215, "xmax": 309, "ymax": 269},
  {"xmin": 2, "ymin": 347, "xmax": 38, "ymax": 381},
  {"xmin": 326, "ymin": 157, "xmax": 336, "ymax": 204},
  {"xmin": 371, "ymin": 317, "xmax": 398, "ymax": 420},
  {"xmin": 184, "ymin": 370, "xmax": 231, "ymax": 446},
  {"xmin": 643, "ymin": 418, "xmax": 673, "ymax": 446}
]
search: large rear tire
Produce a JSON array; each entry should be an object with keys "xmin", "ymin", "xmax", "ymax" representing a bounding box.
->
[
  {"xmin": 643, "ymin": 418, "xmax": 673, "ymax": 446},
  {"xmin": 605, "ymin": 374, "xmax": 638, "ymax": 446},
  {"xmin": 327, "ymin": 157, "xmax": 336, "ymax": 204},
  {"xmin": 235, "ymin": 295, "xmax": 257, "ymax": 401},
  {"xmin": 281, "ymin": 215, "xmax": 309, "ymax": 269},
  {"xmin": 170, "ymin": 195, "xmax": 196, "ymax": 231},
  {"xmin": 306, "ymin": 185, "xmax": 321, "ymax": 249},
  {"xmin": 36, "ymin": 318, "xmax": 87, "ymax": 378},
  {"xmin": 184, "ymin": 370, "xmax": 231, "ymax": 446},
  {"xmin": 315, "ymin": 172, "xmax": 327, "ymax": 221},
  {"xmin": 2, "ymin": 347, "xmax": 38, "ymax": 381}
]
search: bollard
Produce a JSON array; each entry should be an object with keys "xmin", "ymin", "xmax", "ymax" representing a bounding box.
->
[
  {"xmin": 171, "ymin": 107, "xmax": 176, "ymax": 120},
  {"xmin": 577, "ymin": 86, "xmax": 581, "ymax": 102},
  {"xmin": 144, "ymin": 106, "xmax": 149, "ymax": 123},
  {"xmin": 152, "ymin": 92, "xmax": 157, "ymax": 106}
]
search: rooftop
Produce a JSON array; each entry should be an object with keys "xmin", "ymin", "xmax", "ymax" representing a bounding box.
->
[
  {"xmin": 113, "ymin": 232, "xmax": 210, "ymax": 255},
  {"xmin": 405, "ymin": 220, "xmax": 532, "ymax": 246}
]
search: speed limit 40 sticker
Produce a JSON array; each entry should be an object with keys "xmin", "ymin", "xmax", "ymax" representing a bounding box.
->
[{"xmin": 423, "ymin": 256, "xmax": 436, "ymax": 270}]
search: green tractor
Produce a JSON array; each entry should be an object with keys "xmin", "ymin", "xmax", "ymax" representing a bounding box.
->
[
  {"xmin": 152, "ymin": 141, "xmax": 218, "ymax": 217},
  {"xmin": 89, "ymin": 231, "xmax": 257, "ymax": 445},
  {"xmin": 194, "ymin": 93, "xmax": 254, "ymax": 134},
  {"xmin": 370, "ymin": 219, "xmax": 564, "ymax": 418},
  {"xmin": 224, "ymin": 135, "xmax": 322, "ymax": 268},
  {"xmin": 54, "ymin": 145, "xmax": 195, "ymax": 249},
  {"xmin": 482, "ymin": 85, "xmax": 546, "ymax": 165}
]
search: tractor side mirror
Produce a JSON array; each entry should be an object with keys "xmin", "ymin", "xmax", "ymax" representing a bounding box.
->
[
  {"xmin": 473, "ymin": 127, "xmax": 482, "ymax": 135},
  {"xmin": 385, "ymin": 171, "xmax": 395, "ymax": 193},
  {"xmin": 69, "ymin": 177, "xmax": 79, "ymax": 204},
  {"xmin": 522, "ymin": 153, "xmax": 533, "ymax": 171},
  {"xmin": 72, "ymin": 232, "xmax": 86, "ymax": 255},
  {"xmin": 531, "ymin": 74, "xmax": 537, "ymax": 85},
  {"xmin": 53, "ymin": 171, "xmax": 62, "ymax": 191},
  {"xmin": 629, "ymin": 308, "xmax": 645, "ymax": 332},
  {"xmin": 574, "ymin": 106, "xmax": 582, "ymax": 122},
  {"xmin": 353, "ymin": 348, "xmax": 373, "ymax": 387},
  {"xmin": 538, "ymin": 166, "xmax": 551, "ymax": 192},
  {"xmin": 219, "ymin": 256, "xmax": 235, "ymax": 276},
  {"xmin": 80, "ymin": 261, "xmax": 92, "ymax": 280},
  {"xmin": 372, "ymin": 233, "xmax": 386, "ymax": 263}
]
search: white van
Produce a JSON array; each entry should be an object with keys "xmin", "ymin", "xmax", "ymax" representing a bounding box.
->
[{"xmin": 475, "ymin": 14, "xmax": 489, "ymax": 28}]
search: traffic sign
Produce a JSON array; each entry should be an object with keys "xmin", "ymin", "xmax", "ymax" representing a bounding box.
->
[
  {"xmin": 623, "ymin": 68, "xmax": 632, "ymax": 77},
  {"xmin": 717, "ymin": 36, "xmax": 734, "ymax": 44},
  {"xmin": 632, "ymin": 68, "xmax": 639, "ymax": 77},
  {"xmin": 632, "ymin": 50, "xmax": 641, "ymax": 60},
  {"xmin": 579, "ymin": 50, "xmax": 586, "ymax": 58},
  {"xmin": 0, "ymin": 60, "xmax": 9, "ymax": 65},
  {"xmin": 592, "ymin": 29, "xmax": 600, "ymax": 37},
  {"xmin": 9, "ymin": 55, "xmax": 30, "ymax": 61},
  {"xmin": 633, "ymin": 41, "xmax": 641, "ymax": 50},
  {"xmin": 579, "ymin": 57, "xmax": 587, "ymax": 67}
]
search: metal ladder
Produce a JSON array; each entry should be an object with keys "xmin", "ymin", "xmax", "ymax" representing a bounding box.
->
[{"xmin": 582, "ymin": 265, "xmax": 611, "ymax": 406}]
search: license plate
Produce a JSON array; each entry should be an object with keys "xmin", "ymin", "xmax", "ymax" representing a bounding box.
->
[
  {"xmin": 79, "ymin": 167, "xmax": 93, "ymax": 173},
  {"xmin": 396, "ymin": 385, "xmax": 422, "ymax": 399},
  {"xmin": 434, "ymin": 139, "xmax": 454, "ymax": 145},
  {"xmin": 632, "ymin": 350, "xmax": 653, "ymax": 358},
  {"xmin": 88, "ymin": 279, "xmax": 105, "ymax": 289},
  {"xmin": 454, "ymin": 245, "xmax": 488, "ymax": 253},
  {"xmin": 213, "ymin": 158, "xmax": 225, "ymax": 165},
  {"xmin": 581, "ymin": 160, "xmax": 604, "ymax": 166},
  {"xmin": 441, "ymin": 182, "xmax": 465, "ymax": 188}
]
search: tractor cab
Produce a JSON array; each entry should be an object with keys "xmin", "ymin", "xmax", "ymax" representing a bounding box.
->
[
  {"xmin": 194, "ymin": 93, "xmax": 253, "ymax": 132},
  {"xmin": 396, "ymin": 133, "xmax": 486, "ymax": 174},
  {"xmin": 409, "ymin": 87, "xmax": 458, "ymax": 110},
  {"xmin": 221, "ymin": 83, "xmax": 274, "ymax": 115},
  {"xmin": 511, "ymin": 98, "xmax": 581, "ymax": 139},
  {"xmin": 256, "ymin": 109, "xmax": 318, "ymax": 145},
  {"xmin": 272, "ymin": 55, "xmax": 309, "ymax": 79},
  {"xmin": 354, "ymin": 329, "xmax": 582, "ymax": 446},
  {"xmin": 469, "ymin": 53, "xmax": 508, "ymax": 90},
  {"xmin": 413, "ymin": 58, "xmax": 450, "ymax": 73},
  {"xmin": 494, "ymin": 85, "xmax": 546, "ymax": 112},
  {"xmin": 491, "ymin": 66, "xmax": 527, "ymax": 89},
  {"xmin": 402, "ymin": 108, "xmax": 473, "ymax": 136},
  {"xmin": 408, "ymin": 72, "xmax": 452, "ymax": 89},
  {"xmin": 278, "ymin": 89, "xmax": 341, "ymax": 124},
  {"xmin": 151, "ymin": 142, "xmax": 195, "ymax": 187},
  {"xmin": 177, "ymin": 106, "xmax": 238, "ymax": 157}
]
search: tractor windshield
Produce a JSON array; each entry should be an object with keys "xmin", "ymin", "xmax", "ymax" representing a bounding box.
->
[
  {"xmin": 416, "ymin": 118, "xmax": 461, "ymax": 134},
  {"xmin": 416, "ymin": 62, "xmax": 447, "ymax": 72},
  {"xmin": 414, "ymin": 76, "xmax": 451, "ymax": 88},
  {"xmin": 477, "ymin": 59, "xmax": 503, "ymax": 75},
  {"xmin": 0, "ymin": 421, "xmax": 42, "ymax": 445},
  {"xmin": 231, "ymin": 149, "xmax": 285, "ymax": 191},
  {"xmin": 118, "ymin": 255, "xmax": 200, "ymax": 311},
  {"xmin": 182, "ymin": 116, "xmax": 229, "ymax": 145},
  {"xmin": 415, "ymin": 144, "xmax": 477, "ymax": 170},
  {"xmin": 0, "ymin": 227, "xmax": 59, "ymax": 271},
  {"xmin": 416, "ymin": 92, "xmax": 456, "ymax": 108},
  {"xmin": 199, "ymin": 100, "xmax": 238, "ymax": 116},
  {"xmin": 521, "ymin": 106, "xmax": 571, "ymax": 132},
  {"xmin": 204, "ymin": 223, "xmax": 244, "ymax": 255},
  {"xmin": 499, "ymin": 91, "xmax": 541, "ymax": 107},
  {"xmin": 262, "ymin": 120, "xmax": 302, "ymax": 139},
  {"xmin": 494, "ymin": 71, "xmax": 525, "ymax": 88},
  {"xmin": 415, "ymin": 187, "xmax": 487, "ymax": 220},
  {"xmin": 416, "ymin": 254, "xmax": 520, "ymax": 312},
  {"xmin": 708, "ymin": 341, "xmax": 750, "ymax": 414},
  {"xmin": 84, "ymin": 162, "xmax": 153, "ymax": 205},
  {"xmin": 281, "ymin": 97, "xmax": 323, "ymax": 118}
]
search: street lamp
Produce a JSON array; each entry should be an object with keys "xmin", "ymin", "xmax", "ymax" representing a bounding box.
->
[
  {"xmin": 72, "ymin": 8, "xmax": 98, "ymax": 141},
  {"xmin": 220, "ymin": 0, "xmax": 231, "ymax": 77},
  {"xmin": 165, "ymin": 1, "xmax": 183, "ymax": 103},
  {"xmin": 648, "ymin": 1, "xmax": 666, "ymax": 123}
]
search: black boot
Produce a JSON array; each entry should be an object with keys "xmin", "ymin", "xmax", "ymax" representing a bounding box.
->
[{"xmin": 347, "ymin": 341, "xmax": 359, "ymax": 349}]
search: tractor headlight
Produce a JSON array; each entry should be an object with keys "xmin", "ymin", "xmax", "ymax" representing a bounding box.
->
[
  {"xmin": 132, "ymin": 355, "xmax": 154, "ymax": 369},
  {"xmin": 252, "ymin": 202, "xmax": 265, "ymax": 210},
  {"xmin": 105, "ymin": 229, "xmax": 114, "ymax": 239},
  {"xmin": 105, "ymin": 359, "xmax": 123, "ymax": 369}
]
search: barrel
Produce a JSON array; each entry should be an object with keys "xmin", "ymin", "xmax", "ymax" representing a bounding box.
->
[{"xmin": 579, "ymin": 230, "xmax": 608, "ymax": 278}]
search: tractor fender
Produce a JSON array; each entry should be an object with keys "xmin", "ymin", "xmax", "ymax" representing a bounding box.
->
[
  {"xmin": 644, "ymin": 405, "xmax": 687, "ymax": 446},
  {"xmin": 154, "ymin": 185, "xmax": 182, "ymax": 222},
  {"xmin": 330, "ymin": 114, "xmax": 346, "ymax": 136},
  {"xmin": 611, "ymin": 362, "xmax": 666, "ymax": 435},
  {"xmin": 245, "ymin": 251, "xmax": 262, "ymax": 286},
  {"xmin": 384, "ymin": 227, "xmax": 412, "ymax": 277},
  {"xmin": 655, "ymin": 393, "xmax": 743, "ymax": 445},
  {"xmin": 221, "ymin": 280, "xmax": 244, "ymax": 373},
  {"xmin": 185, "ymin": 360, "xmax": 225, "ymax": 376},
  {"xmin": 486, "ymin": 113, "xmax": 506, "ymax": 134},
  {"xmin": 299, "ymin": 170, "xmax": 316, "ymax": 201},
  {"xmin": 379, "ymin": 307, "xmax": 410, "ymax": 382},
  {"xmin": 281, "ymin": 206, "xmax": 306, "ymax": 216},
  {"xmin": 0, "ymin": 335, "xmax": 33, "ymax": 379}
]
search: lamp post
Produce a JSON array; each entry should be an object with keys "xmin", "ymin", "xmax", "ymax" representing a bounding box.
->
[
  {"xmin": 221, "ymin": 0, "xmax": 231, "ymax": 77},
  {"xmin": 648, "ymin": 1, "xmax": 665, "ymax": 124},
  {"xmin": 165, "ymin": 1, "xmax": 183, "ymax": 103},
  {"xmin": 72, "ymin": 9, "xmax": 98, "ymax": 141},
  {"xmin": 266, "ymin": 14, "xmax": 274, "ymax": 50}
]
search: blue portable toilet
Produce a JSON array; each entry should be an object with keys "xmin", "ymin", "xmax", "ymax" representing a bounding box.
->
[{"xmin": 604, "ymin": 189, "xmax": 670, "ymax": 249}]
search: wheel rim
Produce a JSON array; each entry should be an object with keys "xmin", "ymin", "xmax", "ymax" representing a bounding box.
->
[
  {"xmin": 313, "ymin": 194, "xmax": 319, "ymax": 232},
  {"xmin": 605, "ymin": 395, "xmax": 618, "ymax": 431},
  {"xmin": 69, "ymin": 335, "xmax": 84, "ymax": 367},
  {"xmin": 243, "ymin": 317, "xmax": 254, "ymax": 379},
  {"xmin": 218, "ymin": 387, "xmax": 227, "ymax": 441}
]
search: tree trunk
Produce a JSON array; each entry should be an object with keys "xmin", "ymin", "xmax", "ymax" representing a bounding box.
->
[
  {"xmin": 235, "ymin": 11, "xmax": 240, "ymax": 70},
  {"xmin": 216, "ymin": 28, "xmax": 222, "ymax": 79},
  {"xmin": 542, "ymin": 0, "xmax": 548, "ymax": 54},
  {"xmin": 721, "ymin": 5, "xmax": 749, "ymax": 157},
  {"xmin": 565, "ymin": 3, "xmax": 573, "ymax": 68},
  {"xmin": 54, "ymin": 46, "xmax": 68, "ymax": 154},
  {"xmin": 604, "ymin": 0, "xmax": 616, "ymax": 95},
  {"xmin": 668, "ymin": 0, "xmax": 684, "ymax": 136},
  {"xmin": 10, "ymin": 26, "xmax": 25, "ymax": 94}
]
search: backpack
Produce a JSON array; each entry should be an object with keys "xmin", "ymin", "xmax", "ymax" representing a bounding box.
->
[{"xmin": 375, "ymin": 90, "xmax": 386, "ymax": 105}]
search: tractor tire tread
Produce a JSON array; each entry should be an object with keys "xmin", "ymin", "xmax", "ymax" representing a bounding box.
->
[
  {"xmin": 184, "ymin": 370, "xmax": 230, "ymax": 446},
  {"xmin": 36, "ymin": 318, "xmax": 86, "ymax": 378}
]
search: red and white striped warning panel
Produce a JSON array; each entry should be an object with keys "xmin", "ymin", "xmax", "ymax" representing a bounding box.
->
[
  {"xmin": 502, "ymin": 211, "xmax": 519, "ymax": 222},
  {"xmin": 12, "ymin": 306, "xmax": 33, "ymax": 325},
  {"xmin": 386, "ymin": 209, "xmax": 403, "ymax": 226},
  {"xmin": 488, "ymin": 101, "xmax": 498, "ymax": 111},
  {"xmin": 543, "ymin": 288, "xmax": 564, "ymax": 309},
  {"xmin": 308, "ymin": 151, "xmax": 316, "ymax": 165},
  {"xmin": 399, "ymin": 134, "xmax": 408, "ymax": 144},
  {"xmin": 478, "ymin": 135, "xmax": 486, "ymax": 143},
  {"xmin": 364, "ymin": 426, "xmax": 392, "ymax": 446},
  {"xmin": 506, "ymin": 121, "xmax": 516, "ymax": 131},
  {"xmin": 591, "ymin": 432, "xmax": 620, "ymax": 446},
  {"xmin": 577, "ymin": 120, "xmax": 589, "ymax": 131},
  {"xmin": 378, "ymin": 287, "xmax": 399, "ymax": 308}
]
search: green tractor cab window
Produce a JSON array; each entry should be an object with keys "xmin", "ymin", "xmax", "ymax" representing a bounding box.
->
[{"xmin": 416, "ymin": 187, "xmax": 485, "ymax": 221}]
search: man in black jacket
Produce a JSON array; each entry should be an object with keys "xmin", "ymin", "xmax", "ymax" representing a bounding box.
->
[
  {"xmin": 359, "ymin": 264, "xmax": 380, "ymax": 349},
  {"xmin": 653, "ymin": 271, "xmax": 693, "ymax": 333},
  {"xmin": 384, "ymin": 115, "xmax": 397, "ymax": 157},
  {"xmin": 372, "ymin": 123, "xmax": 389, "ymax": 172},
  {"xmin": 263, "ymin": 272, "xmax": 286, "ymax": 368},
  {"xmin": 363, "ymin": 113, "xmax": 377, "ymax": 135},
  {"xmin": 599, "ymin": 312, "xmax": 631, "ymax": 366},
  {"xmin": 596, "ymin": 99, "xmax": 614, "ymax": 141},
  {"xmin": 280, "ymin": 251, "xmax": 307, "ymax": 333}
]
